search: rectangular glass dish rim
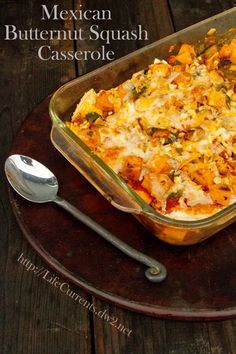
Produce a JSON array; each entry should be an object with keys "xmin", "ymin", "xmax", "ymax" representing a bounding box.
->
[{"xmin": 49, "ymin": 7, "xmax": 236, "ymax": 228}]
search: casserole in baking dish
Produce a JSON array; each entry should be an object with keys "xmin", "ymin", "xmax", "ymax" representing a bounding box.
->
[{"xmin": 50, "ymin": 8, "xmax": 236, "ymax": 245}]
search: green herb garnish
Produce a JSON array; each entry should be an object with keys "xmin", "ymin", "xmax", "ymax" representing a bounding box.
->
[
  {"xmin": 226, "ymin": 95, "xmax": 231, "ymax": 108},
  {"xmin": 168, "ymin": 190, "xmax": 183, "ymax": 199},
  {"xmin": 193, "ymin": 70, "xmax": 201, "ymax": 78},
  {"xmin": 86, "ymin": 131, "xmax": 93, "ymax": 136},
  {"xmin": 147, "ymin": 128, "xmax": 178, "ymax": 144},
  {"xmin": 173, "ymin": 60, "xmax": 182, "ymax": 65},
  {"xmin": 176, "ymin": 148, "xmax": 183, "ymax": 154},
  {"xmin": 146, "ymin": 127, "xmax": 158, "ymax": 136},
  {"xmin": 85, "ymin": 112, "xmax": 102, "ymax": 123},
  {"xmin": 214, "ymin": 83, "xmax": 225, "ymax": 91},
  {"xmin": 132, "ymin": 86, "xmax": 147, "ymax": 100},
  {"xmin": 164, "ymin": 132, "xmax": 178, "ymax": 145}
]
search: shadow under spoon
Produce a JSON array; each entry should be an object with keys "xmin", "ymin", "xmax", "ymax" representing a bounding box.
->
[{"xmin": 4, "ymin": 154, "xmax": 167, "ymax": 283}]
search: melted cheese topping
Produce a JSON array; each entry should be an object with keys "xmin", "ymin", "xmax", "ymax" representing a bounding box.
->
[{"xmin": 67, "ymin": 35, "xmax": 236, "ymax": 220}]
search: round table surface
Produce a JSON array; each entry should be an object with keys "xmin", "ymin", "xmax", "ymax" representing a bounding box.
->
[{"xmin": 8, "ymin": 96, "xmax": 236, "ymax": 320}]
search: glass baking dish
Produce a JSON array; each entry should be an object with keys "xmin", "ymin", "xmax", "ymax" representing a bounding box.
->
[{"xmin": 49, "ymin": 7, "xmax": 236, "ymax": 245}]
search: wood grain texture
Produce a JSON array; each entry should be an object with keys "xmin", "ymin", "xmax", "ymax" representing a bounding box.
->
[
  {"xmin": 1, "ymin": 0, "xmax": 236, "ymax": 353},
  {"xmin": 168, "ymin": 0, "xmax": 236, "ymax": 31},
  {"xmin": 0, "ymin": 1, "xmax": 92, "ymax": 353},
  {"xmin": 93, "ymin": 297, "xmax": 236, "ymax": 354}
]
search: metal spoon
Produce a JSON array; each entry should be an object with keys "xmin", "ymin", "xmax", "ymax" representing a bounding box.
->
[{"xmin": 4, "ymin": 154, "xmax": 167, "ymax": 282}]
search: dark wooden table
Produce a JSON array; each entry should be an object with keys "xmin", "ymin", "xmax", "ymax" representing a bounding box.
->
[{"xmin": 1, "ymin": 1, "xmax": 236, "ymax": 353}]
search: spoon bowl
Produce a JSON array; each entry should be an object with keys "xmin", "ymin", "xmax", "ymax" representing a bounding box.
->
[
  {"xmin": 4, "ymin": 154, "xmax": 167, "ymax": 283},
  {"xmin": 5, "ymin": 155, "xmax": 58, "ymax": 203}
]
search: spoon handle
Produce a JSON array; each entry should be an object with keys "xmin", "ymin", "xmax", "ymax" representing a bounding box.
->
[{"xmin": 54, "ymin": 196, "xmax": 167, "ymax": 282}]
